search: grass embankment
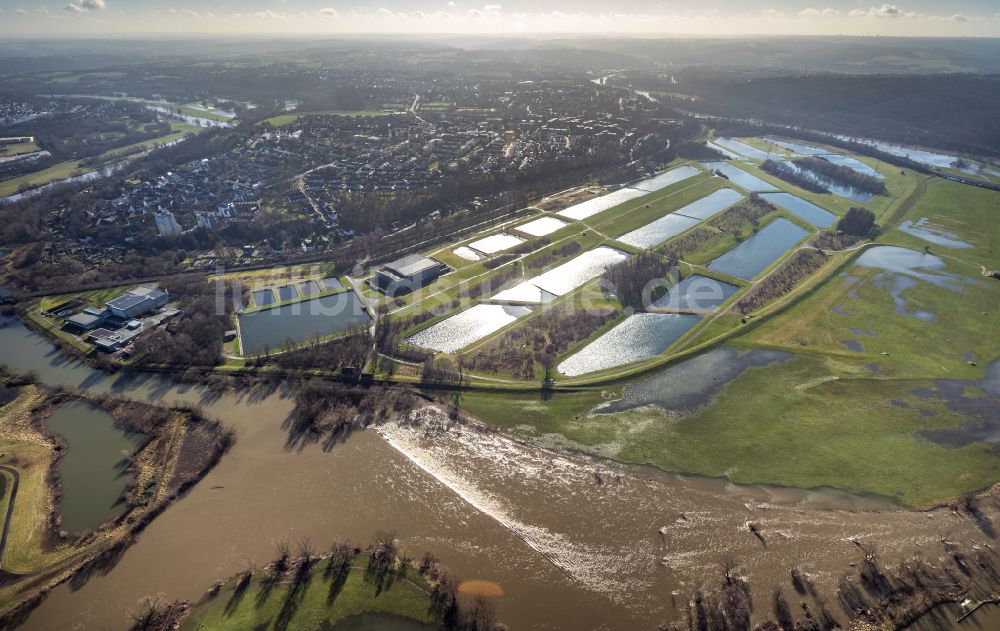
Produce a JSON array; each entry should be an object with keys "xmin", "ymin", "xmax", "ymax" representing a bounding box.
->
[
  {"xmin": 0, "ymin": 385, "xmax": 82, "ymax": 575},
  {"xmin": 180, "ymin": 560, "xmax": 437, "ymax": 631}
]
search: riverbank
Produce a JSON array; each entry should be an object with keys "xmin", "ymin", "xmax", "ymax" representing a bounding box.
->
[{"xmin": 172, "ymin": 539, "xmax": 477, "ymax": 631}]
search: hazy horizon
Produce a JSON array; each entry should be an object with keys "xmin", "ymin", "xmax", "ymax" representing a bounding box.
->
[{"xmin": 1, "ymin": 1, "xmax": 999, "ymax": 37}]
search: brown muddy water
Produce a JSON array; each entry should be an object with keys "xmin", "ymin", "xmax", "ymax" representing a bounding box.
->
[{"xmin": 1, "ymin": 315, "xmax": 997, "ymax": 630}]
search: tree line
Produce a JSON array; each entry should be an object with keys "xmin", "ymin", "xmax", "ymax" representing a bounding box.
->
[
  {"xmin": 761, "ymin": 160, "xmax": 829, "ymax": 195},
  {"xmin": 793, "ymin": 157, "xmax": 887, "ymax": 195}
]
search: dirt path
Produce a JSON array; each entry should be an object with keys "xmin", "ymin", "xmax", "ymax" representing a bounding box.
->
[{"xmin": 0, "ymin": 465, "xmax": 20, "ymax": 570}]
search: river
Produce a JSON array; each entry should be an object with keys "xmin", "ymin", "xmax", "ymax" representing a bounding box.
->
[{"xmin": 1, "ymin": 315, "xmax": 997, "ymax": 630}]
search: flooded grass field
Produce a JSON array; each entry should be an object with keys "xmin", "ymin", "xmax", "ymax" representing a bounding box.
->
[{"xmin": 898, "ymin": 217, "xmax": 973, "ymax": 249}]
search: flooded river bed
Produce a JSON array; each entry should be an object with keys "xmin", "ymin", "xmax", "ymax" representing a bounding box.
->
[{"xmin": 1, "ymin": 316, "xmax": 998, "ymax": 630}]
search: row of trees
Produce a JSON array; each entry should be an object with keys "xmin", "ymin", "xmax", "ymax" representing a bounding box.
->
[
  {"xmin": 286, "ymin": 380, "xmax": 421, "ymax": 450},
  {"xmin": 761, "ymin": 160, "xmax": 830, "ymax": 194},
  {"xmin": 603, "ymin": 251, "xmax": 679, "ymax": 309},
  {"xmin": 522, "ymin": 240, "xmax": 583, "ymax": 273},
  {"xmin": 734, "ymin": 250, "xmax": 827, "ymax": 315},
  {"xmin": 793, "ymin": 157, "xmax": 887, "ymax": 195},
  {"xmin": 250, "ymin": 328, "xmax": 372, "ymax": 372},
  {"xmin": 463, "ymin": 307, "xmax": 620, "ymax": 379}
]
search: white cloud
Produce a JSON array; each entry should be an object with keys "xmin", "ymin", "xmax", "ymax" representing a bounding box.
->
[
  {"xmin": 248, "ymin": 9, "xmax": 287, "ymax": 20},
  {"xmin": 181, "ymin": 9, "xmax": 214, "ymax": 19},
  {"xmin": 65, "ymin": 0, "xmax": 106, "ymax": 12},
  {"xmin": 318, "ymin": 7, "xmax": 339, "ymax": 17},
  {"xmin": 484, "ymin": 4, "xmax": 502, "ymax": 12},
  {"xmin": 16, "ymin": 8, "xmax": 28, "ymax": 15},
  {"xmin": 873, "ymin": 4, "xmax": 902, "ymax": 18},
  {"xmin": 798, "ymin": 7, "xmax": 841, "ymax": 18}
]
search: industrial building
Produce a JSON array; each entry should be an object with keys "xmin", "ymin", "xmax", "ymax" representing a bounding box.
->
[
  {"xmin": 106, "ymin": 286, "xmax": 169, "ymax": 319},
  {"xmin": 374, "ymin": 254, "xmax": 449, "ymax": 294}
]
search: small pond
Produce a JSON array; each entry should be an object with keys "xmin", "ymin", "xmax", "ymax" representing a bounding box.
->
[
  {"xmin": 558, "ymin": 313, "xmax": 701, "ymax": 376},
  {"xmin": 407, "ymin": 303, "xmax": 532, "ymax": 354},
  {"xmin": 632, "ymin": 165, "xmax": 700, "ymax": 192},
  {"xmin": 299, "ymin": 280, "xmax": 322, "ymax": 296},
  {"xmin": 652, "ymin": 275, "xmax": 739, "ymax": 311},
  {"xmin": 47, "ymin": 400, "xmax": 144, "ymax": 533},
  {"xmin": 252, "ymin": 288, "xmax": 275, "ymax": 307},
  {"xmin": 672, "ymin": 188, "xmax": 745, "ymax": 221},
  {"xmin": 618, "ymin": 186, "xmax": 745, "ymax": 251},
  {"xmin": 707, "ymin": 218, "xmax": 809, "ymax": 280},
  {"xmin": 467, "ymin": 233, "xmax": 525, "ymax": 256},
  {"xmin": 703, "ymin": 162, "xmax": 777, "ymax": 192},
  {"xmin": 528, "ymin": 246, "xmax": 630, "ymax": 296},
  {"xmin": 516, "ymin": 216, "xmax": 568, "ymax": 237},
  {"xmin": 239, "ymin": 290, "xmax": 371, "ymax": 355},
  {"xmin": 557, "ymin": 187, "xmax": 647, "ymax": 221},
  {"xmin": 759, "ymin": 192, "xmax": 836, "ymax": 228},
  {"xmin": 711, "ymin": 137, "xmax": 771, "ymax": 161},
  {"xmin": 276, "ymin": 284, "xmax": 297, "ymax": 301},
  {"xmin": 616, "ymin": 213, "xmax": 700, "ymax": 251},
  {"xmin": 323, "ymin": 277, "xmax": 344, "ymax": 292}
]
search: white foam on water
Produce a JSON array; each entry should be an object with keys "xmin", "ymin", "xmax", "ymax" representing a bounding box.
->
[{"xmin": 376, "ymin": 409, "xmax": 650, "ymax": 597}]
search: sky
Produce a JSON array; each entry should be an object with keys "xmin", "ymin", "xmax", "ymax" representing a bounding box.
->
[{"xmin": 1, "ymin": 0, "xmax": 999, "ymax": 36}]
